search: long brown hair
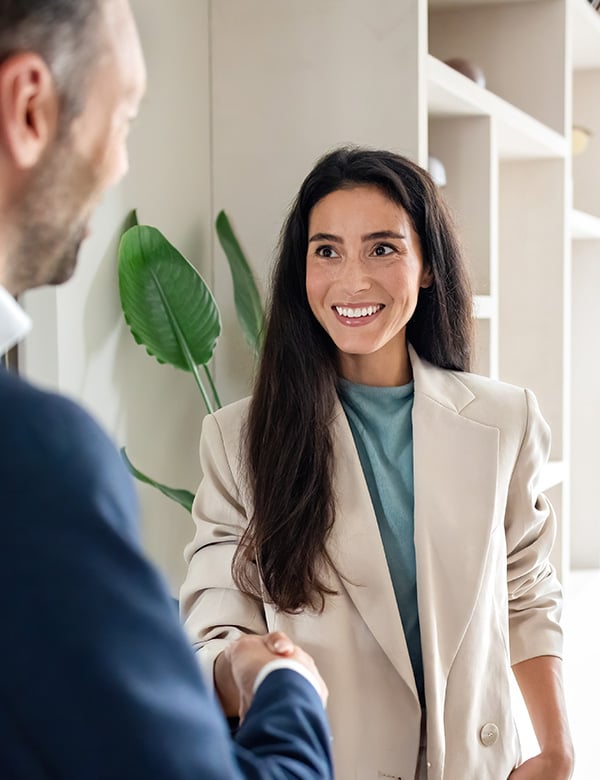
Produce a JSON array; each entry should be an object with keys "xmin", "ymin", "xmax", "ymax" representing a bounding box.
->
[{"xmin": 234, "ymin": 147, "xmax": 473, "ymax": 612}]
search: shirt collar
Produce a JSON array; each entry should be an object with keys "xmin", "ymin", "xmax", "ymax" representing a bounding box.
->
[{"xmin": 0, "ymin": 285, "xmax": 32, "ymax": 355}]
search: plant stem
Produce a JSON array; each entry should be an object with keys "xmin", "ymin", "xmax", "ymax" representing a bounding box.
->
[
  {"xmin": 203, "ymin": 364, "xmax": 222, "ymax": 409},
  {"xmin": 190, "ymin": 362, "xmax": 214, "ymax": 415}
]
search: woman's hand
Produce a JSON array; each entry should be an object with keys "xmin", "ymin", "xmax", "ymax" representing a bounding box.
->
[
  {"xmin": 509, "ymin": 750, "xmax": 574, "ymax": 779},
  {"xmin": 214, "ymin": 631, "xmax": 317, "ymax": 719},
  {"xmin": 226, "ymin": 632, "xmax": 327, "ymax": 721}
]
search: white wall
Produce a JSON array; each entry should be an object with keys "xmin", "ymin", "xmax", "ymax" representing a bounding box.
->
[{"xmin": 22, "ymin": 0, "xmax": 212, "ymax": 594}]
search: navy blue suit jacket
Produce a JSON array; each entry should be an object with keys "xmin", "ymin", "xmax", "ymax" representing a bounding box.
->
[{"xmin": 0, "ymin": 366, "xmax": 333, "ymax": 779}]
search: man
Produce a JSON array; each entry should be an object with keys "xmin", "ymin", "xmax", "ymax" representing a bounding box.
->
[{"xmin": 0, "ymin": 2, "xmax": 333, "ymax": 778}]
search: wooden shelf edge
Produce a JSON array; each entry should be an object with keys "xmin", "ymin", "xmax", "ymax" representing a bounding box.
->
[
  {"xmin": 540, "ymin": 460, "xmax": 565, "ymax": 492},
  {"xmin": 571, "ymin": 209, "xmax": 600, "ymax": 240},
  {"xmin": 427, "ymin": 56, "xmax": 566, "ymax": 160}
]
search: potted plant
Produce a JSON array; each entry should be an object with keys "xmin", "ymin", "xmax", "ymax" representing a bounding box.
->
[{"xmin": 118, "ymin": 210, "xmax": 264, "ymax": 511}]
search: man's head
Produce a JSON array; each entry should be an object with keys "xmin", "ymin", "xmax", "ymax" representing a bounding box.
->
[{"xmin": 0, "ymin": 0, "xmax": 146, "ymax": 295}]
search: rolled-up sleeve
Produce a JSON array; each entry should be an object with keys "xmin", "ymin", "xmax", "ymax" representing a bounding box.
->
[
  {"xmin": 180, "ymin": 410, "xmax": 268, "ymax": 690},
  {"xmin": 505, "ymin": 388, "xmax": 563, "ymax": 665}
]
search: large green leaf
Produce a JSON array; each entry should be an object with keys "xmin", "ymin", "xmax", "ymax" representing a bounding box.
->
[
  {"xmin": 216, "ymin": 210, "xmax": 264, "ymax": 355},
  {"xmin": 120, "ymin": 448, "xmax": 195, "ymax": 513},
  {"xmin": 119, "ymin": 225, "xmax": 221, "ymax": 370}
]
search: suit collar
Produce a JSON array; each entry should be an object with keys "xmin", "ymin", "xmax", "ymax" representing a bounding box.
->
[
  {"xmin": 408, "ymin": 343, "xmax": 474, "ymax": 414},
  {"xmin": 0, "ymin": 286, "xmax": 31, "ymax": 355}
]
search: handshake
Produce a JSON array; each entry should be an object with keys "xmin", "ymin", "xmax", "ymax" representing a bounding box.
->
[{"xmin": 215, "ymin": 631, "xmax": 329, "ymax": 721}]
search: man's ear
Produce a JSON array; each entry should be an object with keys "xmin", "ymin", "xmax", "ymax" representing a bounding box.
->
[{"xmin": 0, "ymin": 52, "xmax": 58, "ymax": 169}]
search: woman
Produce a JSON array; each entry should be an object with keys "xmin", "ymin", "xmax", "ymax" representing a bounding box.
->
[{"xmin": 180, "ymin": 148, "xmax": 573, "ymax": 779}]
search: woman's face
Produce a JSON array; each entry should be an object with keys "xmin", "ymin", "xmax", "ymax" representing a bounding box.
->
[{"xmin": 305, "ymin": 184, "xmax": 432, "ymax": 386}]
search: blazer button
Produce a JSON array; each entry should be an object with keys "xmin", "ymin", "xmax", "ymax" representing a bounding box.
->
[{"xmin": 480, "ymin": 723, "xmax": 499, "ymax": 746}]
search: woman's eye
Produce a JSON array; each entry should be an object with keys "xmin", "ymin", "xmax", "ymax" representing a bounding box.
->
[
  {"xmin": 316, "ymin": 246, "xmax": 339, "ymax": 259},
  {"xmin": 373, "ymin": 244, "xmax": 394, "ymax": 257}
]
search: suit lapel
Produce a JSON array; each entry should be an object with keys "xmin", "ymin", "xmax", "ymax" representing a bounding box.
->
[
  {"xmin": 410, "ymin": 348, "xmax": 499, "ymax": 691},
  {"xmin": 327, "ymin": 404, "xmax": 420, "ymax": 705},
  {"xmin": 326, "ymin": 348, "xmax": 499, "ymax": 710}
]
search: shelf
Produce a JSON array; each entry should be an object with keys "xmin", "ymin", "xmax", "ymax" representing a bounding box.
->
[
  {"xmin": 428, "ymin": 2, "xmax": 600, "ymax": 71},
  {"xmin": 429, "ymin": 0, "xmax": 528, "ymax": 7},
  {"xmin": 473, "ymin": 295, "xmax": 495, "ymax": 320},
  {"xmin": 427, "ymin": 56, "xmax": 567, "ymax": 160},
  {"xmin": 540, "ymin": 460, "xmax": 565, "ymax": 492},
  {"xmin": 571, "ymin": 209, "xmax": 600, "ymax": 240},
  {"xmin": 572, "ymin": 0, "xmax": 600, "ymax": 70}
]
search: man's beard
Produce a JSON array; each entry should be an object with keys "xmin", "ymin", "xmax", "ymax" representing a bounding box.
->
[{"xmin": 11, "ymin": 133, "xmax": 96, "ymax": 294}]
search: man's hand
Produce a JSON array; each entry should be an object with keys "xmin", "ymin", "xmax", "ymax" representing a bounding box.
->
[{"xmin": 223, "ymin": 632, "xmax": 328, "ymax": 721}]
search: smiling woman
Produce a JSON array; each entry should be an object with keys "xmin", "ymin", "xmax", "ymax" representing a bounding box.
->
[
  {"xmin": 181, "ymin": 147, "xmax": 573, "ymax": 780},
  {"xmin": 306, "ymin": 185, "xmax": 433, "ymax": 386}
]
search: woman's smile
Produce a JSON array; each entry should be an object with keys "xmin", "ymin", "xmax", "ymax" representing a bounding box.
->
[{"xmin": 333, "ymin": 303, "xmax": 384, "ymax": 324}]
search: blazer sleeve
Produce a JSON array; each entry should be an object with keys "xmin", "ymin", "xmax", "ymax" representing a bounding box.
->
[
  {"xmin": 0, "ymin": 381, "xmax": 332, "ymax": 780},
  {"xmin": 180, "ymin": 408, "xmax": 269, "ymax": 689},
  {"xmin": 235, "ymin": 670, "xmax": 333, "ymax": 779},
  {"xmin": 504, "ymin": 387, "xmax": 563, "ymax": 665}
]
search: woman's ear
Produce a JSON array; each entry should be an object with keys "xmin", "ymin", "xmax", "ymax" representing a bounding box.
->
[
  {"xmin": 421, "ymin": 266, "xmax": 434, "ymax": 289},
  {"xmin": 0, "ymin": 52, "xmax": 58, "ymax": 169}
]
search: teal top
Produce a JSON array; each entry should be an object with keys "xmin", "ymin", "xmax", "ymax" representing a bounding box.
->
[{"xmin": 338, "ymin": 378, "xmax": 424, "ymax": 706}]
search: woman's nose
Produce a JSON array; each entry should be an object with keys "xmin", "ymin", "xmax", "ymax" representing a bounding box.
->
[{"xmin": 341, "ymin": 256, "xmax": 371, "ymax": 295}]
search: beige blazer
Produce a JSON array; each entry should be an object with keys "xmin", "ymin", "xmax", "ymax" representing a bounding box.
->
[{"xmin": 181, "ymin": 348, "xmax": 563, "ymax": 780}]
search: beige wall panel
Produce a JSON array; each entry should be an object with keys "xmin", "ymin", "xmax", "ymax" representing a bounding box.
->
[{"xmin": 210, "ymin": 0, "xmax": 426, "ymax": 403}]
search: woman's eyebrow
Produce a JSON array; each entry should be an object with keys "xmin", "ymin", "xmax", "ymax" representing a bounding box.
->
[
  {"xmin": 308, "ymin": 232, "xmax": 343, "ymax": 243},
  {"xmin": 361, "ymin": 230, "xmax": 406, "ymax": 241},
  {"xmin": 308, "ymin": 230, "xmax": 407, "ymax": 243}
]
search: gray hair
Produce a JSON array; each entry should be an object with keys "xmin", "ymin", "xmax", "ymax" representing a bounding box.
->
[{"xmin": 0, "ymin": 0, "xmax": 104, "ymax": 123}]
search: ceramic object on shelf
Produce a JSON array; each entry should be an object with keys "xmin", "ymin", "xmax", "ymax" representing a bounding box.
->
[
  {"xmin": 428, "ymin": 155, "xmax": 447, "ymax": 188},
  {"xmin": 444, "ymin": 57, "xmax": 486, "ymax": 88},
  {"xmin": 572, "ymin": 125, "xmax": 593, "ymax": 156}
]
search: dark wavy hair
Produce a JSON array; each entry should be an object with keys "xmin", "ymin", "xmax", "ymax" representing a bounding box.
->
[
  {"xmin": 234, "ymin": 146, "xmax": 473, "ymax": 613},
  {"xmin": 0, "ymin": 0, "xmax": 102, "ymax": 124}
]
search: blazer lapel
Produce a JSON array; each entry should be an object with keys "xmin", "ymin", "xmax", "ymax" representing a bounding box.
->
[
  {"xmin": 327, "ymin": 403, "xmax": 420, "ymax": 706},
  {"xmin": 410, "ymin": 347, "xmax": 500, "ymax": 699}
]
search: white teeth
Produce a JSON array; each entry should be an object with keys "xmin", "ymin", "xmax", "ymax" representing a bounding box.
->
[{"xmin": 335, "ymin": 305, "xmax": 381, "ymax": 318}]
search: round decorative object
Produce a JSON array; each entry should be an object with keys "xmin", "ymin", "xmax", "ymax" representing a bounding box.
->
[
  {"xmin": 444, "ymin": 57, "xmax": 486, "ymax": 88},
  {"xmin": 572, "ymin": 125, "xmax": 593, "ymax": 156},
  {"xmin": 427, "ymin": 155, "xmax": 447, "ymax": 188}
]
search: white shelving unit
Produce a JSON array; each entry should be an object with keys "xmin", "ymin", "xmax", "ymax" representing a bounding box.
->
[
  {"xmin": 473, "ymin": 295, "xmax": 495, "ymax": 320},
  {"xmin": 571, "ymin": 209, "xmax": 600, "ymax": 240},
  {"xmin": 541, "ymin": 461, "xmax": 566, "ymax": 493},
  {"xmin": 428, "ymin": 56, "xmax": 567, "ymax": 160},
  {"xmin": 425, "ymin": 0, "xmax": 600, "ymax": 580},
  {"xmin": 570, "ymin": 0, "xmax": 600, "ymax": 570},
  {"xmin": 572, "ymin": 0, "xmax": 600, "ymax": 69}
]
